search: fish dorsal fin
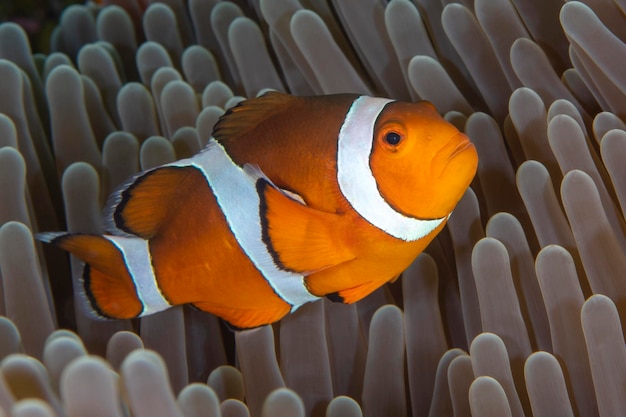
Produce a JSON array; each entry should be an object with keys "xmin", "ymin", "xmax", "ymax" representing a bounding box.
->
[
  {"xmin": 257, "ymin": 177, "xmax": 356, "ymax": 275},
  {"xmin": 213, "ymin": 91, "xmax": 298, "ymax": 144},
  {"xmin": 105, "ymin": 166, "xmax": 197, "ymax": 239}
]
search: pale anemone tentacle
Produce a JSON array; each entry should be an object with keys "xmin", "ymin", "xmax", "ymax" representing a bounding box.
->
[
  {"xmin": 120, "ymin": 350, "xmax": 185, "ymax": 417},
  {"xmin": 384, "ymin": 0, "xmax": 437, "ymax": 102},
  {"xmin": 181, "ymin": 45, "xmax": 221, "ymax": 93},
  {"xmin": 228, "ymin": 17, "xmax": 286, "ymax": 97},
  {"xmin": 202, "ymin": 80, "xmax": 233, "ymax": 108},
  {"xmin": 326, "ymin": 396, "xmax": 362, "ymax": 417},
  {"xmin": 525, "ymin": 351, "xmax": 576, "ymax": 417},
  {"xmin": 140, "ymin": 306, "xmax": 188, "ymax": 394},
  {"xmin": 336, "ymin": 96, "xmax": 447, "ymax": 242},
  {"xmin": 330, "ymin": 0, "xmax": 408, "ymax": 100},
  {"xmin": 279, "ymin": 302, "xmax": 333, "ymax": 417},
  {"xmin": 581, "ymin": 295, "xmax": 626, "ymax": 417},
  {"xmin": 196, "ymin": 105, "xmax": 224, "ymax": 147},
  {"xmin": 290, "ymin": 10, "xmax": 371, "ymax": 96},
  {"xmin": 160, "ymin": 80, "xmax": 199, "ymax": 136},
  {"xmin": 140, "ymin": 135, "xmax": 175, "ymax": 170},
  {"xmin": 408, "ymin": 55, "xmax": 474, "ymax": 116},
  {"xmin": 535, "ymin": 244, "xmax": 597, "ymax": 416},
  {"xmin": 105, "ymin": 330, "xmax": 144, "ymax": 371},
  {"xmin": 472, "ymin": 238, "xmax": 533, "ymax": 365},
  {"xmin": 261, "ymin": 388, "xmax": 306, "ymax": 417},
  {"xmin": 172, "ymin": 126, "xmax": 201, "ymax": 159},
  {"xmin": 402, "ymin": 253, "xmax": 448, "ymax": 416},
  {"xmin": 116, "ymin": 82, "xmax": 161, "ymax": 143},
  {"xmin": 469, "ymin": 376, "xmax": 513, "ymax": 417},
  {"xmin": 486, "ymin": 213, "xmax": 551, "ymax": 351},
  {"xmin": 361, "ymin": 304, "xmax": 406, "ymax": 417},
  {"xmin": 474, "ymin": 0, "xmax": 526, "ymax": 90},
  {"xmin": 448, "ymin": 354, "xmax": 474, "ymax": 415},
  {"xmin": 594, "ymin": 112, "xmax": 626, "ymax": 145},
  {"xmin": 60, "ymin": 356, "xmax": 122, "ymax": 417},
  {"xmin": 0, "ymin": 317, "xmax": 21, "ymax": 362},
  {"xmin": 469, "ymin": 333, "xmax": 525, "ymax": 417},
  {"xmin": 143, "ymin": 3, "xmax": 184, "ymax": 69},
  {"xmin": 445, "ymin": 187, "xmax": 484, "ymax": 346},
  {"xmin": 177, "ymin": 383, "xmax": 221, "ymax": 417},
  {"xmin": 101, "ymin": 131, "xmax": 140, "ymax": 197},
  {"xmin": 207, "ymin": 365, "xmax": 244, "ymax": 402},
  {"xmin": 44, "ymin": 335, "xmax": 88, "ymax": 394},
  {"xmin": 2, "ymin": 355, "xmax": 65, "ymax": 415},
  {"xmin": 442, "ymin": 3, "xmax": 511, "ymax": 124},
  {"xmin": 210, "ymin": 2, "xmax": 244, "ymax": 93},
  {"xmin": 235, "ymin": 325, "xmax": 285, "ymax": 417},
  {"xmin": 0, "ymin": 222, "xmax": 56, "ymax": 359}
]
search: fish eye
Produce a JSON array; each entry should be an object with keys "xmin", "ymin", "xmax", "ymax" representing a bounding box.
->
[{"xmin": 384, "ymin": 131, "xmax": 402, "ymax": 146}]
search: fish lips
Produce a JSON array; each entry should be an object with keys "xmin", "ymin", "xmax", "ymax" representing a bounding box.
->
[{"xmin": 436, "ymin": 133, "xmax": 478, "ymax": 174}]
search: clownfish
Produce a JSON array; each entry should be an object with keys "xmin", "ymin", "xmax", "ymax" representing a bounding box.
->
[{"xmin": 39, "ymin": 92, "xmax": 478, "ymax": 329}]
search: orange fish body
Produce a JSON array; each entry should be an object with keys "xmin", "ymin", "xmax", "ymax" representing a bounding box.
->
[{"xmin": 40, "ymin": 92, "xmax": 478, "ymax": 329}]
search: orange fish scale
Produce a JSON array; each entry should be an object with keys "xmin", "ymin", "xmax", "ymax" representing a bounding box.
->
[{"xmin": 146, "ymin": 169, "xmax": 291, "ymax": 315}]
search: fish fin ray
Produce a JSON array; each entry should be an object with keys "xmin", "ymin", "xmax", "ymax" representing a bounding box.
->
[
  {"xmin": 192, "ymin": 302, "xmax": 289, "ymax": 329},
  {"xmin": 104, "ymin": 166, "xmax": 197, "ymax": 239},
  {"xmin": 336, "ymin": 281, "xmax": 382, "ymax": 304},
  {"xmin": 258, "ymin": 178, "xmax": 356, "ymax": 274},
  {"xmin": 213, "ymin": 91, "xmax": 298, "ymax": 145}
]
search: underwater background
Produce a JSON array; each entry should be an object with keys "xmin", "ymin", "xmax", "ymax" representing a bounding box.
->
[{"xmin": 1, "ymin": 0, "xmax": 626, "ymax": 416}]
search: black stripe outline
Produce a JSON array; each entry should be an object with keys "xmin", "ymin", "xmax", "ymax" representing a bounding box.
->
[{"xmin": 256, "ymin": 178, "xmax": 294, "ymax": 273}]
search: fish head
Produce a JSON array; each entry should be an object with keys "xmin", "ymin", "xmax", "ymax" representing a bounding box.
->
[{"xmin": 369, "ymin": 100, "xmax": 478, "ymax": 220}]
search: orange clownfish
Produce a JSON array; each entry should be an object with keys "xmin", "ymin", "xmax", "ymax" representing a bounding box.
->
[{"xmin": 39, "ymin": 92, "xmax": 478, "ymax": 329}]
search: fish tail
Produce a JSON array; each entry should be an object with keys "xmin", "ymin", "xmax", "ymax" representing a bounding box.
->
[{"xmin": 37, "ymin": 232, "xmax": 163, "ymax": 319}]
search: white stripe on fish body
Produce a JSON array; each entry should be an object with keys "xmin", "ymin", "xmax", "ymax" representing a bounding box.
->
[
  {"xmin": 336, "ymin": 96, "xmax": 446, "ymax": 241},
  {"xmin": 102, "ymin": 235, "xmax": 171, "ymax": 315},
  {"xmin": 167, "ymin": 140, "xmax": 320, "ymax": 311}
]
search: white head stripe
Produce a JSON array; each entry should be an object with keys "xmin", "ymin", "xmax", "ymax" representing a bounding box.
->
[
  {"xmin": 336, "ymin": 96, "xmax": 446, "ymax": 241},
  {"xmin": 103, "ymin": 235, "xmax": 171, "ymax": 315},
  {"xmin": 168, "ymin": 141, "xmax": 319, "ymax": 310}
]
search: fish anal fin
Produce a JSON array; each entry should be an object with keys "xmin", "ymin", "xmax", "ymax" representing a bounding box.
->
[
  {"xmin": 49, "ymin": 234, "xmax": 143, "ymax": 319},
  {"xmin": 213, "ymin": 91, "xmax": 298, "ymax": 144},
  {"xmin": 258, "ymin": 179, "xmax": 355, "ymax": 274},
  {"xmin": 336, "ymin": 281, "xmax": 382, "ymax": 304},
  {"xmin": 193, "ymin": 302, "xmax": 290, "ymax": 329},
  {"xmin": 109, "ymin": 166, "xmax": 195, "ymax": 239}
]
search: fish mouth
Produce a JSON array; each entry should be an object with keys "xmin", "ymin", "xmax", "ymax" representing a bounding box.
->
[
  {"xmin": 435, "ymin": 134, "xmax": 477, "ymax": 181},
  {"xmin": 449, "ymin": 138, "xmax": 475, "ymax": 159}
]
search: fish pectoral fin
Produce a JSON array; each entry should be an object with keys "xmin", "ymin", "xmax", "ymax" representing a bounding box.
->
[
  {"xmin": 104, "ymin": 166, "xmax": 198, "ymax": 239},
  {"xmin": 257, "ymin": 178, "xmax": 356, "ymax": 274},
  {"xmin": 243, "ymin": 164, "xmax": 305, "ymax": 203}
]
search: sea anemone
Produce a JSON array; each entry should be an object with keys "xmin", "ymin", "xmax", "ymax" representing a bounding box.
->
[{"xmin": 1, "ymin": 0, "xmax": 626, "ymax": 416}]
